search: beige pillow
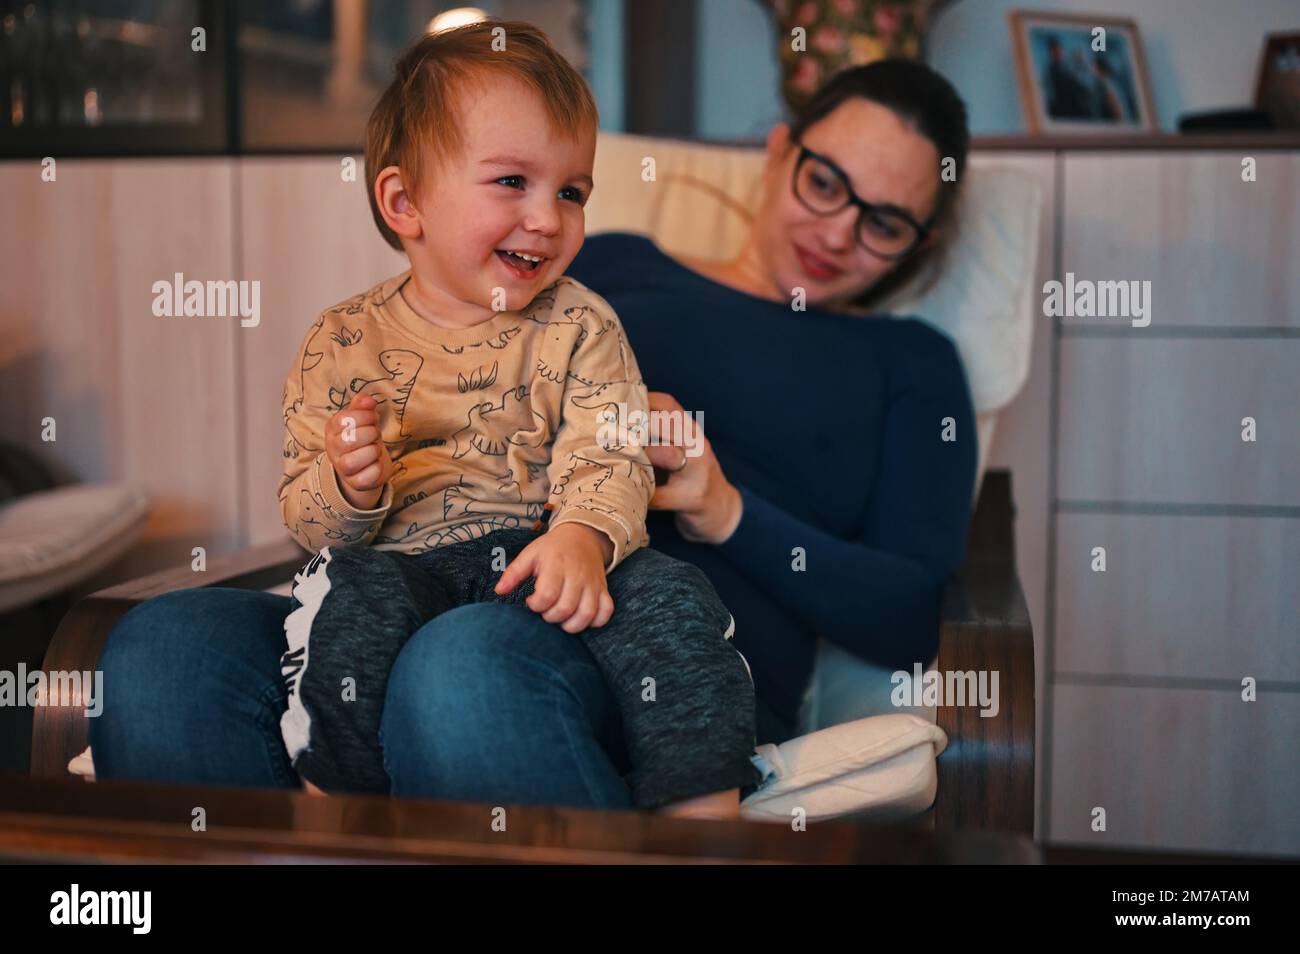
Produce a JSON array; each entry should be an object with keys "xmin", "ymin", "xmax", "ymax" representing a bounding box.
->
[{"xmin": 740, "ymin": 712, "xmax": 948, "ymax": 824}]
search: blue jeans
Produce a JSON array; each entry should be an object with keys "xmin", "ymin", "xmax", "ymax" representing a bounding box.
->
[{"xmin": 88, "ymin": 588, "xmax": 637, "ymax": 809}]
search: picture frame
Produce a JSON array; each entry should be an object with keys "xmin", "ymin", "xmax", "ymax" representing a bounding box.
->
[
  {"xmin": 0, "ymin": 0, "xmax": 231, "ymax": 159},
  {"xmin": 1253, "ymin": 32, "xmax": 1300, "ymax": 129},
  {"xmin": 1008, "ymin": 9, "xmax": 1157, "ymax": 135}
]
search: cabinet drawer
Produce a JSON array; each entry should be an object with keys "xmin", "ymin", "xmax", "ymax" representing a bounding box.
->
[
  {"xmin": 1061, "ymin": 154, "xmax": 1300, "ymax": 330},
  {"xmin": 1050, "ymin": 683, "xmax": 1300, "ymax": 856},
  {"xmin": 1055, "ymin": 512, "xmax": 1299, "ymax": 680},
  {"xmin": 1058, "ymin": 338, "xmax": 1300, "ymax": 505}
]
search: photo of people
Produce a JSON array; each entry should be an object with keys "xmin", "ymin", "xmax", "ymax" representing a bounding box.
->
[
  {"xmin": 1010, "ymin": 11, "xmax": 1156, "ymax": 132},
  {"xmin": 1255, "ymin": 32, "xmax": 1300, "ymax": 129}
]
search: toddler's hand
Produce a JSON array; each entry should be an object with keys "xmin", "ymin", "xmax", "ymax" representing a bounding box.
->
[
  {"xmin": 494, "ymin": 524, "xmax": 616, "ymax": 634},
  {"xmin": 325, "ymin": 393, "xmax": 394, "ymax": 510}
]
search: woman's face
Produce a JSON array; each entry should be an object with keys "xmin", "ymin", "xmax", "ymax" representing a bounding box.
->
[{"xmin": 754, "ymin": 98, "xmax": 942, "ymax": 309}]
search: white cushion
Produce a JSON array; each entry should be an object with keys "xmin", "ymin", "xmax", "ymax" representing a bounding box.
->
[
  {"xmin": 68, "ymin": 746, "xmax": 95, "ymax": 780},
  {"xmin": 0, "ymin": 482, "xmax": 151, "ymax": 613},
  {"xmin": 879, "ymin": 166, "xmax": 1041, "ymax": 413},
  {"xmin": 587, "ymin": 133, "xmax": 766, "ymax": 265},
  {"xmin": 740, "ymin": 713, "xmax": 948, "ymax": 824}
]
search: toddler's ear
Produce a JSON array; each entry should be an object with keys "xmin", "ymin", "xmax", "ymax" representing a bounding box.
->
[{"xmin": 375, "ymin": 165, "xmax": 423, "ymax": 242}]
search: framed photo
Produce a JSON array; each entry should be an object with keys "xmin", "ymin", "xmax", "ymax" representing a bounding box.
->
[
  {"xmin": 1254, "ymin": 32, "xmax": 1300, "ymax": 129},
  {"xmin": 1009, "ymin": 10, "xmax": 1157, "ymax": 134},
  {"xmin": 0, "ymin": 0, "xmax": 231, "ymax": 158}
]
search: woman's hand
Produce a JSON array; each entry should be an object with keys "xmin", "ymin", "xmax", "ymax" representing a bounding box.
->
[{"xmin": 645, "ymin": 391, "xmax": 744, "ymax": 545}]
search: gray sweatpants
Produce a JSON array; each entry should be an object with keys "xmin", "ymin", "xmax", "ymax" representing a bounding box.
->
[{"xmin": 278, "ymin": 527, "xmax": 760, "ymax": 808}]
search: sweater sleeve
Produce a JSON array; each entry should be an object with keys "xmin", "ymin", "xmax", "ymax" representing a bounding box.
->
[
  {"xmin": 544, "ymin": 286, "xmax": 655, "ymax": 572},
  {"xmin": 712, "ymin": 331, "xmax": 977, "ymax": 669},
  {"xmin": 278, "ymin": 316, "xmax": 393, "ymax": 553}
]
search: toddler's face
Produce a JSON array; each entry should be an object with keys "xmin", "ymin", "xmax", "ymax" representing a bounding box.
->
[{"xmin": 408, "ymin": 76, "xmax": 595, "ymax": 316}]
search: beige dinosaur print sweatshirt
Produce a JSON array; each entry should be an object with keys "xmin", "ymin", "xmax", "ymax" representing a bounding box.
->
[{"xmin": 279, "ymin": 270, "xmax": 655, "ymax": 572}]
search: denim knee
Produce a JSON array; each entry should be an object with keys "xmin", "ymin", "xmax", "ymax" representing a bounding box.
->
[
  {"xmin": 89, "ymin": 587, "xmax": 297, "ymax": 787},
  {"xmin": 379, "ymin": 602, "xmax": 632, "ymax": 807},
  {"xmin": 381, "ymin": 602, "xmax": 585, "ymax": 745},
  {"xmin": 95, "ymin": 590, "xmax": 224, "ymax": 714}
]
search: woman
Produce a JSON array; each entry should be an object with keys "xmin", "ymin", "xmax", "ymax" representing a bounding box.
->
[{"xmin": 88, "ymin": 60, "xmax": 976, "ymax": 810}]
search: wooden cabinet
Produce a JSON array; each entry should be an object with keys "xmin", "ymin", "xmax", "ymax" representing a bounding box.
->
[{"xmin": 1039, "ymin": 150, "xmax": 1300, "ymax": 856}]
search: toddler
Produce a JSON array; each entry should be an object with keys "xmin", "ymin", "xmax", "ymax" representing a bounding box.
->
[{"xmin": 276, "ymin": 20, "xmax": 759, "ymax": 818}]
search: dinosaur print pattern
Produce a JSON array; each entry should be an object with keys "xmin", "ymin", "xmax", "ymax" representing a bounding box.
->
[
  {"xmin": 279, "ymin": 271, "xmax": 654, "ymax": 566},
  {"xmin": 347, "ymin": 348, "xmax": 424, "ymax": 443},
  {"xmin": 549, "ymin": 452, "xmax": 614, "ymax": 498},
  {"xmin": 457, "ymin": 361, "xmax": 499, "ymax": 393},
  {"xmin": 450, "ymin": 385, "xmax": 547, "ymax": 459},
  {"xmin": 440, "ymin": 326, "xmax": 521, "ymax": 355}
]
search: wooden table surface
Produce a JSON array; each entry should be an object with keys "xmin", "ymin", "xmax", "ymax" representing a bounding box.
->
[{"xmin": 0, "ymin": 772, "xmax": 1041, "ymax": 864}]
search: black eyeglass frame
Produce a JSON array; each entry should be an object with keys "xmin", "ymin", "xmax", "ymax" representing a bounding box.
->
[{"xmin": 790, "ymin": 140, "xmax": 934, "ymax": 261}]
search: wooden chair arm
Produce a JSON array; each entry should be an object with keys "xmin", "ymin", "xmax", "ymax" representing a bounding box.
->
[
  {"xmin": 86, "ymin": 539, "xmax": 307, "ymax": 603},
  {"xmin": 932, "ymin": 470, "xmax": 1036, "ymax": 836},
  {"xmin": 31, "ymin": 539, "xmax": 306, "ymax": 778}
]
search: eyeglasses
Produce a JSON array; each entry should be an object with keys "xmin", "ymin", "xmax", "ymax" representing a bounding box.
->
[{"xmin": 790, "ymin": 141, "xmax": 932, "ymax": 261}]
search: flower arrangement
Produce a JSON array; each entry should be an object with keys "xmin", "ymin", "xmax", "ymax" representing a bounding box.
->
[{"xmin": 764, "ymin": 0, "xmax": 950, "ymax": 110}]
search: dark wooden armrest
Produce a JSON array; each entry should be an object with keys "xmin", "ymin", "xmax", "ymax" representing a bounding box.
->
[
  {"xmin": 932, "ymin": 470, "xmax": 1036, "ymax": 836},
  {"xmin": 31, "ymin": 539, "xmax": 307, "ymax": 778}
]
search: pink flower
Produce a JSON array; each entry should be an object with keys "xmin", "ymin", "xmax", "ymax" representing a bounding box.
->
[
  {"xmin": 812, "ymin": 25, "xmax": 846, "ymax": 54},
  {"xmin": 791, "ymin": 57, "xmax": 821, "ymax": 93},
  {"xmin": 794, "ymin": 1, "xmax": 818, "ymax": 27},
  {"xmin": 873, "ymin": 3, "xmax": 904, "ymax": 37},
  {"xmin": 833, "ymin": 0, "xmax": 859, "ymax": 16}
]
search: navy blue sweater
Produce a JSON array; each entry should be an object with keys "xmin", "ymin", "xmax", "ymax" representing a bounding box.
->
[{"xmin": 567, "ymin": 233, "xmax": 977, "ymax": 744}]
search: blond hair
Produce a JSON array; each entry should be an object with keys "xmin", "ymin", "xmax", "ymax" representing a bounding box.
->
[{"xmin": 365, "ymin": 19, "xmax": 599, "ymax": 252}]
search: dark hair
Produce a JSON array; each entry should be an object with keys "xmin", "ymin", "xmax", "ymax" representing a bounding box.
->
[{"xmin": 786, "ymin": 59, "xmax": 970, "ymax": 311}]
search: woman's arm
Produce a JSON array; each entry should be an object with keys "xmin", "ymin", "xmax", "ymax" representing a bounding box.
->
[{"xmin": 649, "ymin": 335, "xmax": 977, "ymax": 670}]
